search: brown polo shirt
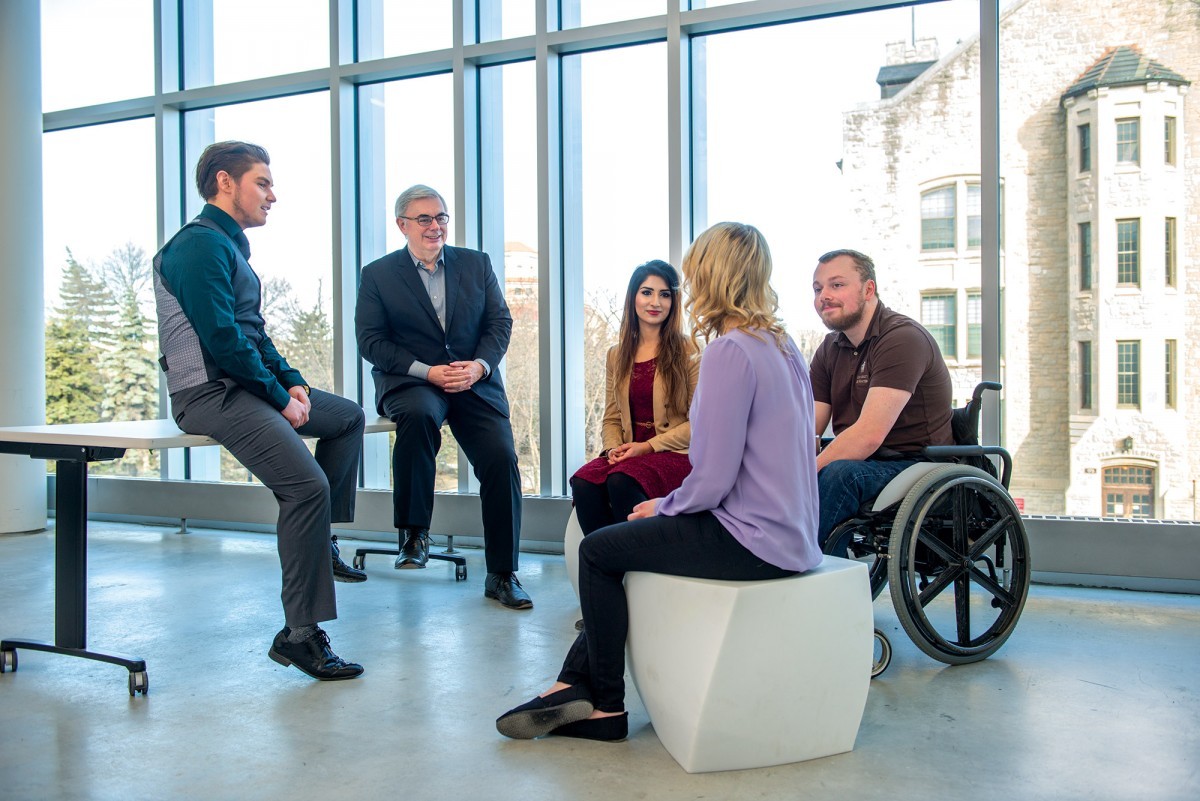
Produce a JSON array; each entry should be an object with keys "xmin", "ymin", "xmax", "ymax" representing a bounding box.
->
[{"xmin": 810, "ymin": 302, "xmax": 953, "ymax": 456}]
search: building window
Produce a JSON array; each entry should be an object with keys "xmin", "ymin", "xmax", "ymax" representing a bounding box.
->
[
  {"xmin": 1165, "ymin": 116, "xmax": 1177, "ymax": 166},
  {"xmin": 1102, "ymin": 466, "xmax": 1154, "ymax": 519},
  {"xmin": 1079, "ymin": 221, "xmax": 1092, "ymax": 290},
  {"xmin": 1116, "ymin": 219, "xmax": 1140, "ymax": 285},
  {"xmin": 1079, "ymin": 341, "xmax": 1093, "ymax": 410},
  {"xmin": 1165, "ymin": 339, "xmax": 1177, "ymax": 410},
  {"xmin": 921, "ymin": 293, "xmax": 957, "ymax": 359},
  {"xmin": 1116, "ymin": 117, "xmax": 1140, "ymax": 165},
  {"xmin": 1078, "ymin": 123, "xmax": 1091, "ymax": 172},
  {"xmin": 967, "ymin": 292, "xmax": 982, "ymax": 359},
  {"xmin": 1117, "ymin": 340, "xmax": 1140, "ymax": 408},
  {"xmin": 966, "ymin": 184, "xmax": 982, "ymax": 248},
  {"xmin": 1165, "ymin": 217, "xmax": 1177, "ymax": 287},
  {"xmin": 920, "ymin": 186, "xmax": 956, "ymax": 250}
]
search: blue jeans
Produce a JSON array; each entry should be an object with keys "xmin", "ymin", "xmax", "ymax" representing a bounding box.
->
[{"xmin": 818, "ymin": 459, "xmax": 919, "ymax": 547}]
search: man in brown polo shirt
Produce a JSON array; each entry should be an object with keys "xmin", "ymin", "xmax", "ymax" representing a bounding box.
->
[{"xmin": 809, "ymin": 249, "xmax": 953, "ymax": 545}]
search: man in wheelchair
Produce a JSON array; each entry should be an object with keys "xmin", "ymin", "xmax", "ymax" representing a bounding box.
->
[
  {"xmin": 810, "ymin": 249, "xmax": 954, "ymax": 548},
  {"xmin": 810, "ymin": 250, "xmax": 1029, "ymax": 668}
]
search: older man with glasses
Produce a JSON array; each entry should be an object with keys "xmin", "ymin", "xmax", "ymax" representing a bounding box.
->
[{"xmin": 355, "ymin": 184, "xmax": 531, "ymax": 610}]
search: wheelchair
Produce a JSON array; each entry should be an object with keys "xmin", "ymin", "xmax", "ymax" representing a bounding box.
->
[{"xmin": 821, "ymin": 382, "xmax": 1030, "ymax": 675}]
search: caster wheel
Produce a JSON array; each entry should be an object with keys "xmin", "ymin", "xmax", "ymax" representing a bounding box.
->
[
  {"xmin": 455, "ymin": 565, "xmax": 468, "ymax": 581},
  {"xmin": 871, "ymin": 629, "xmax": 892, "ymax": 678},
  {"xmin": 352, "ymin": 554, "xmax": 365, "ymax": 570},
  {"xmin": 129, "ymin": 670, "xmax": 149, "ymax": 696},
  {"xmin": 1, "ymin": 649, "xmax": 15, "ymax": 673}
]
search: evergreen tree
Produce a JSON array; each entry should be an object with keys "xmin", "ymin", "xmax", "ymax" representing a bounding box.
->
[
  {"xmin": 97, "ymin": 244, "xmax": 159, "ymax": 423},
  {"xmin": 283, "ymin": 282, "xmax": 335, "ymax": 391},
  {"xmin": 44, "ymin": 249, "xmax": 109, "ymax": 424},
  {"xmin": 45, "ymin": 315, "xmax": 102, "ymax": 424}
]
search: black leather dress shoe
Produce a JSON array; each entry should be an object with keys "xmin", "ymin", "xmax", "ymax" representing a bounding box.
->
[
  {"xmin": 496, "ymin": 684, "xmax": 594, "ymax": 739},
  {"xmin": 395, "ymin": 528, "xmax": 430, "ymax": 569},
  {"xmin": 268, "ymin": 627, "xmax": 364, "ymax": 681},
  {"xmin": 331, "ymin": 535, "xmax": 367, "ymax": 583},
  {"xmin": 485, "ymin": 572, "xmax": 533, "ymax": 609}
]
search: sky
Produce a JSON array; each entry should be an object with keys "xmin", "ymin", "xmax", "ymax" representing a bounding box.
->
[{"xmin": 39, "ymin": 0, "xmax": 988, "ymax": 337}]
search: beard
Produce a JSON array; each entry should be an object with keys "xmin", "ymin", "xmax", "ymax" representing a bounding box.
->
[{"xmin": 821, "ymin": 302, "xmax": 866, "ymax": 332}]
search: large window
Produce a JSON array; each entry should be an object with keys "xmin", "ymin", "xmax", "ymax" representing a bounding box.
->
[
  {"xmin": 1117, "ymin": 219, "xmax": 1140, "ymax": 286},
  {"xmin": 1117, "ymin": 340, "xmax": 1141, "ymax": 408},
  {"xmin": 482, "ymin": 60, "xmax": 541, "ymax": 494},
  {"xmin": 42, "ymin": 119, "xmax": 158, "ymax": 477},
  {"xmin": 1116, "ymin": 117, "xmax": 1140, "ymax": 165},
  {"xmin": 29, "ymin": 0, "xmax": 1198, "ymax": 529},
  {"xmin": 185, "ymin": 0, "xmax": 330, "ymax": 89},
  {"xmin": 40, "ymin": 0, "xmax": 153, "ymax": 112},
  {"xmin": 565, "ymin": 44, "xmax": 669, "ymax": 461}
]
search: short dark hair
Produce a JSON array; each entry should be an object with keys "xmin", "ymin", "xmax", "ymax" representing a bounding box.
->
[
  {"xmin": 195, "ymin": 141, "xmax": 271, "ymax": 201},
  {"xmin": 817, "ymin": 248, "xmax": 876, "ymax": 285}
]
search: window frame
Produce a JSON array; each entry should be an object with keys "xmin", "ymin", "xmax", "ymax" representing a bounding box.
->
[
  {"xmin": 920, "ymin": 292, "xmax": 958, "ymax": 360},
  {"xmin": 1078, "ymin": 122, "xmax": 1091, "ymax": 173},
  {"xmin": 1102, "ymin": 465, "xmax": 1155, "ymax": 519},
  {"xmin": 1116, "ymin": 340, "xmax": 1141, "ymax": 409},
  {"xmin": 1165, "ymin": 116, "xmax": 1177, "ymax": 166},
  {"xmin": 1116, "ymin": 218, "xmax": 1141, "ymax": 286},
  {"xmin": 1079, "ymin": 220, "xmax": 1092, "ymax": 290},
  {"xmin": 1079, "ymin": 340, "xmax": 1093, "ymax": 410},
  {"xmin": 1165, "ymin": 339, "xmax": 1177, "ymax": 410},
  {"xmin": 1115, "ymin": 117, "xmax": 1140, "ymax": 165},
  {"xmin": 920, "ymin": 185, "xmax": 957, "ymax": 252},
  {"xmin": 1165, "ymin": 217, "xmax": 1177, "ymax": 288}
]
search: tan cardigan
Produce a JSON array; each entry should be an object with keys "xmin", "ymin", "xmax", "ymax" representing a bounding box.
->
[{"xmin": 600, "ymin": 345, "xmax": 700, "ymax": 455}]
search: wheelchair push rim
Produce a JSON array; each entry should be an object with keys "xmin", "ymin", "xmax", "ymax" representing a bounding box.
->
[{"xmin": 888, "ymin": 465, "xmax": 1030, "ymax": 665}]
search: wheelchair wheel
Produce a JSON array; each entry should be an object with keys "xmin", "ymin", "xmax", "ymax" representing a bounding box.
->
[
  {"xmin": 887, "ymin": 465, "xmax": 1030, "ymax": 665},
  {"xmin": 823, "ymin": 518, "xmax": 888, "ymax": 599}
]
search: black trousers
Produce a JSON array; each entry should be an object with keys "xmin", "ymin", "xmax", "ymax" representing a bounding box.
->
[
  {"xmin": 569, "ymin": 473, "xmax": 648, "ymax": 536},
  {"xmin": 558, "ymin": 511, "xmax": 795, "ymax": 712},
  {"xmin": 382, "ymin": 385, "xmax": 521, "ymax": 574},
  {"xmin": 171, "ymin": 380, "xmax": 365, "ymax": 627}
]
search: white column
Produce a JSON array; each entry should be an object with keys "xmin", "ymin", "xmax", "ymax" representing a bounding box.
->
[{"xmin": 0, "ymin": 0, "xmax": 48, "ymax": 533}]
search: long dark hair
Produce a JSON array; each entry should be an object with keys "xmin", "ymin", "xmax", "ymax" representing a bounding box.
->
[{"xmin": 613, "ymin": 260, "xmax": 695, "ymax": 414}]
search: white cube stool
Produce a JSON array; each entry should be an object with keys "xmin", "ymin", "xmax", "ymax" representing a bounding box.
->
[
  {"xmin": 564, "ymin": 508, "xmax": 584, "ymax": 599},
  {"xmin": 625, "ymin": 557, "xmax": 872, "ymax": 773}
]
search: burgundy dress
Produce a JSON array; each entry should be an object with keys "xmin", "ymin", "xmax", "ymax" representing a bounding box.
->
[{"xmin": 572, "ymin": 358, "xmax": 692, "ymax": 497}]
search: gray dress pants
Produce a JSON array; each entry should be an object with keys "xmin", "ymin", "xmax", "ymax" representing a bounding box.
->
[{"xmin": 170, "ymin": 379, "xmax": 365, "ymax": 627}]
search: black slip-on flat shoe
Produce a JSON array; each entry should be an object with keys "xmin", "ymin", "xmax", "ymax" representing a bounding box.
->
[
  {"xmin": 496, "ymin": 685, "xmax": 594, "ymax": 739},
  {"xmin": 550, "ymin": 712, "xmax": 629, "ymax": 742}
]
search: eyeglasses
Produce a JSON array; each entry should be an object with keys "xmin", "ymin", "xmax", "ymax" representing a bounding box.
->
[{"xmin": 399, "ymin": 213, "xmax": 450, "ymax": 227}]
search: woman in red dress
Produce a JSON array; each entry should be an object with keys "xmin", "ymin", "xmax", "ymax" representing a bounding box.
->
[{"xmin": 569, "ymin": 260, "xmax": 699, "ymax": 536}]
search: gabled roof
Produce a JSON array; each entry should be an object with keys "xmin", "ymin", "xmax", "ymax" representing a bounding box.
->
[{"xmin": 1061, "ymin": 44, "xmax": 1190, "ymax": 103}]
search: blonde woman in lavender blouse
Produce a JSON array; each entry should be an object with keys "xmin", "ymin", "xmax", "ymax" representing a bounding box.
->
[{"xmin": 496, "ymin": 222, "xmax": 821, "ymax": 743}]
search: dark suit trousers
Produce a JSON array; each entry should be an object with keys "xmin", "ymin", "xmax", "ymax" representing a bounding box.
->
[
  {"xmin": 382, "ymin": 385, "xmax": 521, "ymax": 573},
  {"xmin": 171, "ymin": 380, "xmax": 365, "ymax": 627}
]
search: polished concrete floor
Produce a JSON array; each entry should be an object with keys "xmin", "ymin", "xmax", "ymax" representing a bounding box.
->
[{"xmin": 1, "ymin": 521, "xmax": 1197, "ymax": 801}]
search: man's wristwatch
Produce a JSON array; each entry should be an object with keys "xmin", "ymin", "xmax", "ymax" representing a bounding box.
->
[{"xmin": 301, "ymin": 384, "xmax": 311, "ymax": 396}]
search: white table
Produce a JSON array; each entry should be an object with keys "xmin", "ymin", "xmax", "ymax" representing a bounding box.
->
[{"xmin": 0, "ymin": 415, "xmax": 395, "ymax": 695}]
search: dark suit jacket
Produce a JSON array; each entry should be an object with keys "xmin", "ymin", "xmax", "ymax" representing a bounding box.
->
[{"xmin": 356, "ymin": 245, "xmax": 513, "ymax": 417}]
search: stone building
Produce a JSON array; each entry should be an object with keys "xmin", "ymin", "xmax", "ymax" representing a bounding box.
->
[{"xmin": 840, "ymin": 0, "xmax": 1200, "ymax": 518}]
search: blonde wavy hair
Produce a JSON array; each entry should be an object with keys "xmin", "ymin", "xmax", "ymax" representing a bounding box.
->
[{"xmin": 682, "ymin": 222, "xmax": 787, "ymax": 350}]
